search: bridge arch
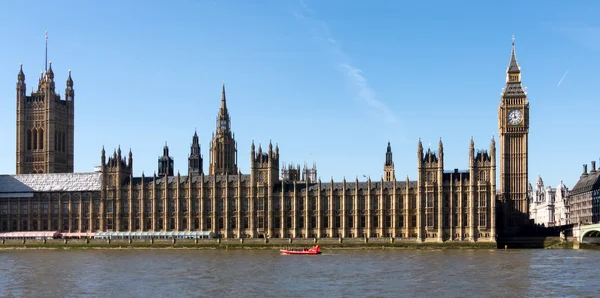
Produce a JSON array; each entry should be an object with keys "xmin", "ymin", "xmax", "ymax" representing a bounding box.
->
[{"xmin": 581, "ymin": 229, "xmax": 600, "ymax": 244}]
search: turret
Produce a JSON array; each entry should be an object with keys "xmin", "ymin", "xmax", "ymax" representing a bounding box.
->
[
  {"xmin": 469, "ymin": 136, "xmax": 475, "ymax": 166},
  {"xmin": 101, "ymin": 146, "xmax": 106, "ymax": 171},
  {"xmin": 383, "ymin": 141, "xmax": 395, "ymax": 182},
  {"xmin": 128, "ymin": 148, "xmax": 133, "ymax": 172},
  {"xmin": 17, "ymin": 63, "xmax": 26, "ymax": 91},
  {"xmin": 417, "ymin": 138, "xmax": 423, "ymax": 169},
  {"xmin": 188, "ymin": 130, "xmax": 203, "ymax": 176},
  {"xmin": 158, "ymin": 142, "xmax": 174, "ymax": 177},
  {"xmin": 65, "ymin": 69, "xmax": 74, "ymax": 101},
  {"xmin": 438, "ymin": 138, "xmax": 444, "ymax": 167}
]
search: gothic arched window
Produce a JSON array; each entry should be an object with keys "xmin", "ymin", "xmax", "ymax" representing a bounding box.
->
[
  {"xmin": 27, "ymin": 129, "xmax": 32, "ymax": 150},
  {"xmin": 32, "ymin": 128, "xmax": 38, "ymax": 150},
  {"xmin": 39, "ymin": 128, "xmax": 44, "ymax": 150}
]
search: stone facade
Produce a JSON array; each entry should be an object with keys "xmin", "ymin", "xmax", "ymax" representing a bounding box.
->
[
  {"xmin": 528, "ymin": 176, "xmax": 570, "ymax": 227},
  {"xmin": 16, "ymin": 62, "xmax": 74, "ymax": 174},
  {"xmin": 569, "ymin": 161, "xmax": 600, "ymax": 225}
]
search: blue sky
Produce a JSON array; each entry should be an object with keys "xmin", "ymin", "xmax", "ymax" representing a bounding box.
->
[{"xmin": 0, "ymin": 0, "xmax": 599, "ymax": 189}]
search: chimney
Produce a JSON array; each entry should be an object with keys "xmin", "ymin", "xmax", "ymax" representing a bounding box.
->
[
  {"xmin": 583, "ymin": 164, "xmax": 588, "ymax": 175},
  {"xmin": 593, "ymin": 161, "xmax": 597, "ymax": 172}
]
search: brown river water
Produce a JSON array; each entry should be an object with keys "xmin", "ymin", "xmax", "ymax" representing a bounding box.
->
[{"xmin": 0, "ymin": 249, "xmax": 598, "ymax": 297}]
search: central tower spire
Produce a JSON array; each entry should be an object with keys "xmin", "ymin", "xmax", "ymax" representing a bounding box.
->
[{"xmin": 209, "ymin": 83, "xmax": 238, "ymax": 175}]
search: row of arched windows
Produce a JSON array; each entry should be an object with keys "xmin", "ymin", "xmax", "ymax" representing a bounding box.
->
[
  {"xmin": 25, "ymin": 128, "xmax": 66, "ymax": 152},
  {"xmin": 26, "ymin": 128, "xmax": 44, "ymax": 150},
  {"xmin": 54, "ymin": 131, "xmax": 66, "ymax": 152}
]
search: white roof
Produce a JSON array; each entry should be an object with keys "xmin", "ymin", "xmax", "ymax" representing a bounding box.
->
[{"xmin": 0, "ymin": 172, "xmax": 102, "ymax": 194}]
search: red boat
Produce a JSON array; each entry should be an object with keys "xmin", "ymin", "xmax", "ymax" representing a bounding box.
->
[{"xmin": 280, "ymin": 245, "xmax": 322, "ymax": 255}]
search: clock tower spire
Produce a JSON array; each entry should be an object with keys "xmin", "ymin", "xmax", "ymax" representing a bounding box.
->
[{"xmin": 498, "ymin": 35, "xmax": 530, "ymax": 235}]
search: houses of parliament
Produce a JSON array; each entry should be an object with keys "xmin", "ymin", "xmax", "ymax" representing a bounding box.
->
[{"xmin": 0, "ymin": 38, "xmax": 531, "ymax": 242}]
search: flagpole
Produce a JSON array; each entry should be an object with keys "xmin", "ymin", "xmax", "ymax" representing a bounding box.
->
[{"xmin": 45, "ymin": 30, "xmax": 48, "ymax": 72}]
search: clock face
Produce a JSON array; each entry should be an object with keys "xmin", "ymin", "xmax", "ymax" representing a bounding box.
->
[
  {"xmin": 508, "ymin": 109, "xmax": 523, "ymax": 125},
  {"xmin": 220, "ymin": 119, "xmax": 227, "ymax": 130}
]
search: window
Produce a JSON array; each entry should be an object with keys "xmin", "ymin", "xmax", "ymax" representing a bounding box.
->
[
  {"xmin": 286, "ymin": 216, "xmax": 292, "ymax": 229},
  {"xmin": 373, "ymin": 215, "xmax": 379, "ymax": 228},
  {"xmin": 243, "ymin": 217, "xmax": 249, "ymax": 229},
  {"xmin": 479, "ymin": 193, "xmax": 487, "ymax": 207},
  {"xmin": 322, "ymin": 197, "xmax": 329, "ymax": 211},
  {"xmin": 168, "ymin": 200, "xmax": 175, "ymax": 213},
  {"xmin": 145, "ymin": 201, "xmax": 152, "ymax": 213},
  {"xmin": 205, "ymin": 199, "xmax": 211, "ymax": 212},
  {"xmin": 426, "ymin": 214, "xmax": 434, "ymax": 227},
  {"xmin": 157, "ymin": 200, "xmax": 163, "ymax": 213},
  {"xmin": 359, "ymin": 196, "xmax": 366, "ymax": 210},
  {"xmin": 310, "ymin": 216, "xmax": 316, "ymax": 228},
  {"xmin": 360, "ymin": 216, "xmax": 366, "ymax": 228},
  {"xmin": 298, "ymin": 216, "xmax": 304, "ymax": 229},
  {"xmin": 181, "ymin": 200, "xmax": 188, "ymax": 212},
  {"xmin": 479, "ymin": 213, "xmax": 487, "ymax": 227},
  {"xmin": 285, "ymin": 198, "xmax": 291, "ymax": 211},
  {"xmin": 257, "ymin": 216, "xmax": 264, "ymax": 229},
  {"xmin": 349, "ymin": 216, "xmax": 354, "ymax": 228},
  {"xmin": 274, "ymin": 217, "xmax": 280, "ymax": 229},
  {"xmin": 231, "ymin": 217, "xmax": 237, "ymax": 229},
  {"xmin": 334, "ymin": 196, "xmax": 341, "ymax": 211},
  {"xmin": 257, "ymin": 199, "xmax": 264, "ymax": 210},
  {"xmin": 324, "ymin": 216, "xmax": 329, "ymax": 228},
  {"xmin": 426, "ymin": 195, "xmax": 434, "ymax": 208},
  {"xmin": 243, "ymin": 199, "xmax": 249, "ymax": 212},
  {"xmin": 373, "ymin": 197, "xmax": 379, "ymax": 210},
  {"xmin": 39, "ymin": 128, "xmax": 44, "ymax": 150},
  {"xmin": 27, "ymin": 129, "xmax": 32, "ymax": 150}
]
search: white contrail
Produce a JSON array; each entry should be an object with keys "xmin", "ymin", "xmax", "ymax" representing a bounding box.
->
[{"xmin": 557, "ymin": 70, "xmax": 569, "ymax": 87}]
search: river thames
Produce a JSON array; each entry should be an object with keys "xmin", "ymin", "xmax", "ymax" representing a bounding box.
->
[{"xmin": 0, "ymin": 249, "xmax": 597, "ymax": 297}]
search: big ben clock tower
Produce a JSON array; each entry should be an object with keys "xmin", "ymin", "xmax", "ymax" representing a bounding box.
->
[{"xmin": 498, "ymin": 36, "xmax": 530, "ymax": 233}]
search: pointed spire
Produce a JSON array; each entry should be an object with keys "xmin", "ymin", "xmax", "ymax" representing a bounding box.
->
[
  {"xmin": 508, "ymin": 35, "xmax": 520, "ymax": 74},
  {"xmin": 386, "ymin": 141, "xmax": 391, "ymax": 153},
  {"xmin": 17, "ymin": 63, "xmax": 25, "ymax": 82},
  {"xmin": 66, "ymin": 69, "xmax": 73, "ymax": 87},
  {"xmin": 221, "ymin": 81, "xmax": 227, "ymax": 110}
]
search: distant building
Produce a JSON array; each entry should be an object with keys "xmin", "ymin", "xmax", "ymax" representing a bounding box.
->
[
  {"xmin": 569, "ymin": 161, "xmax": 600, "ymax": 225},
  {"xmin": 528, "ymin": 176, "xmax": 569, "ymax": 227}
]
